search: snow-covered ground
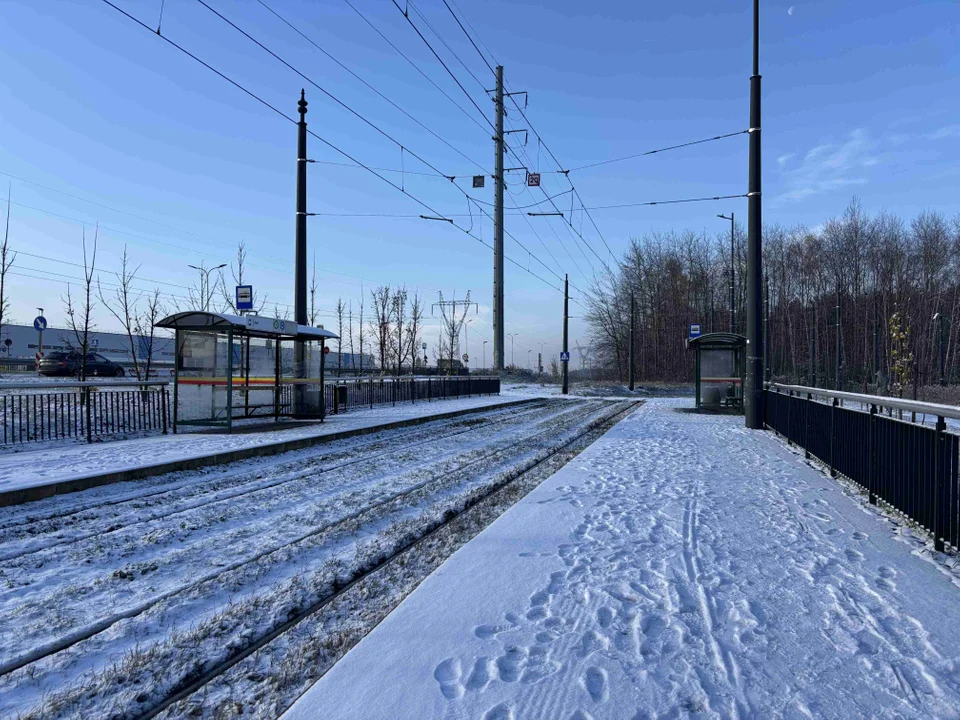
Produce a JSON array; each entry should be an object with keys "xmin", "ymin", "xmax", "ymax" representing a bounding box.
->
[
  {"xmin": 0, "ymin": 393, "xmax": 525, "ymax": 495},
  {"xmin": 0, "ymin": 398, "xmax": 626, "ymax": 718},
  {"xmin": 286, "ymin": 398, "xmax": 960, "ymax": 720}
]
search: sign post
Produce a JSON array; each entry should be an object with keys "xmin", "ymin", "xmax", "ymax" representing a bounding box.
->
[{"xmin": 33, "ymin": 311, "xmax": 47, "ymax": 370}]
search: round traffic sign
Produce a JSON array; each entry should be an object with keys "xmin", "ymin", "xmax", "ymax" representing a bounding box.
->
[
  {"xmin": 462, "ymin": 353, "xmax": 469, "ymax": 362},
  {"xmin": 33, "ymin": 316, "xmax": 47, "ymax": 332},
  {"xmin": 323, "ymin": 346, "xmax": 331, "ymax": 355}
]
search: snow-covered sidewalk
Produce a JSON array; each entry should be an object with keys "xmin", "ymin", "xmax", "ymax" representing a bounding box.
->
[
  {"xmin": 0, "ymin": 394, "xmax": 522, "ymax": 495},
  {"xmin": 285, "ymin": 398, "xmax": 960, "ymax": 720}
]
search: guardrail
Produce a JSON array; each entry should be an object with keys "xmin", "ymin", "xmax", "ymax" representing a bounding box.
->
[
  {"xmin": 0, "ymin": 381, "xmax": 169, "ymax": 445},
  {"xmin": 765, "ymin": 383, "xmax": 959, "ymax": 553}
]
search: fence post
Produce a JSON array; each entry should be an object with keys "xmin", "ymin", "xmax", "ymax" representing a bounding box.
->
[
  {"xmin": 785, "ymin": 389, "xmax": 792, "ymax": 445},
  {"xmin": 370, "ymin": 378, "xmax": 374, "ymax": 409},
  {"xmin": 868, "ymin": 404, "xmax": 877, "ymax": 505},
  {"xmin": 804, "ymin": 392, "xmax": 811, "ymax": 459},
  {"xmin": 411, "ymin": 377, "xmax": 415, "ymax": 405},
  {"xmin": 392, "ymin": 378, "xmax": 396, "ymax": 407},
  {"xmin": 933, "ymin": 416, "xmax": 946, "ymax": 553},
  {"xmin": 162, "ymin": 385, "xmax": 168, "ymax": 435},
  {"xmin": 829, "ymin": 396, "xmax": 839, "ymax": 477},
  {"xmin": 84, "ymin": 386, "xmax": 92, "ymax": 444}
]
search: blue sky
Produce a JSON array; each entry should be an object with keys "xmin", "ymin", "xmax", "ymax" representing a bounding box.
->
[{"xmin": 0, "ymin": 0, "xmax": 957, "ymax": 363}]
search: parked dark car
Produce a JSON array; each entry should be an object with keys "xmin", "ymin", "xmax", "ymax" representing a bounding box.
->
[{"xmin": 38, "ymin": 351, "xmax": 125, "ymax": 377}]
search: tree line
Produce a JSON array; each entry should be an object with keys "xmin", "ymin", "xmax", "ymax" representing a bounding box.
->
[{"xmin": 586, "ymin": 198, "xmax": 960, "ymax": 396}]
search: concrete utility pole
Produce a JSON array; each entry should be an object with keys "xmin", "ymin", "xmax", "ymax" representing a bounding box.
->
[
  {"xmin": 835, "ymin": 283, "xmax": 842, "ymax": 391},
  {"xmin": 809, "ymin": 304, "xmax": 816, "ymax": 387},
  {"xmin": 628, "ymin": 291, "xmax": 635, "ymax": 391},
  {"xmin": 562, "ymin": 274, "xmax": 569, "ymax": 395},
  {"xmin": 295, "ymin": 89, "xmax": 308, "ymax": 410},
  {"xmin": 492, "ymin": 65, "xmax": 505, "ymax": 372},
  {"xmin": 745, "ymin": 0, "xmax": 764, "ymax": 429}
]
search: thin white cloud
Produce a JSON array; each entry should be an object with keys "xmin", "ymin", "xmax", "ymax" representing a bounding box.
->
[
  {"xmin": 787, "ymin": 6, "xmax": 794, "ymax": 15},
  {"xmin": 777, "ymin": 152, "xmax": 795, "ymax": 167},
  {"xmin": 775, "ymin": 129, "xmax": 877, "ymax": 204},
  {"xmin": 928, "ymin": 124, "xmax": 960, "ymax": 140}
]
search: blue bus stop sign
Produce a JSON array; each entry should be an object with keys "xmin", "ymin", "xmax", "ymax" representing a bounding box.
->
[
  {"xmin": 688, "ymin": 323, "xmax": 702, "ymax": 339},
  {"xmin": 236, "ymin": 285, "xmax": 253, "ymax": 311},
  {"xmin": 34, "ymin": 316, "xmax": 47, "ymax": 332}
]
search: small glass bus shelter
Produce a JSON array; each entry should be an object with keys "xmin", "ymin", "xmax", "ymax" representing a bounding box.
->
[{"xmin": 687, "ymin": 332, "xmax": 747, "ymax": 412}]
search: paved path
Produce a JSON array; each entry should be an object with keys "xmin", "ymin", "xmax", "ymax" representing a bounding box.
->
[{"xmin": 285, "ymin": 399, "xmax": 960, "ymax": 720}]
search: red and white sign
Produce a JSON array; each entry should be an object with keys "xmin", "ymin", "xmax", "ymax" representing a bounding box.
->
[
  {"xmin": 35, "ymin": 352, "xmax": 43, "ymax": 367},
  {"xmin": 323, "ymin": 346, "xmax": 331, "ymax": 355},
  {"xmin": 526, "ymin": 172, "xmax": 541, "ymax": 187}
]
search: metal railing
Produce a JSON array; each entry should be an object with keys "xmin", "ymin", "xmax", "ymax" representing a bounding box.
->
[
  {"xmin": 765, "ymin": 383, "xmax": 959, "ymax": 553},
  {"xmin": 0, "ymin": 381, "xmax": 169, "ymax": 445},
  {"xmin": 325, "ymin": 375, "xmax": 500, "ymax": 415}
]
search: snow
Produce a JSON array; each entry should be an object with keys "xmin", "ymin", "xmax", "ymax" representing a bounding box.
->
[
  {"xmin": 0, "ymin": 394, "xmax": 522, "ymax": 495},
  {"xmin": 285, "ymin": 398, "xmax": 960, "ymax": 720},
  {"xmin": 0, "ymin": 398, "xmax": 625, "ymax": 718}
]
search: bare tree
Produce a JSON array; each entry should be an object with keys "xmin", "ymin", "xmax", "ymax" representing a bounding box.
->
[
  {"xmin": 309, "ymin": 254, "xmax": 319, "ymax": 326},
  {"xmin": 0, "ymin": 187, "xmax": 16, "ymax": 354},
  {"xmin": 135, "ymin": 288, "xmax": 164, "ymax": 381},
  {"xmin": 335, "ymin": 297, "xmax": 345, "ymax": 376},
  {"xmin": 347, "ymin": 300, "xmax": 356, "ymax": 374},
  {"xmin": 220, "ymin": 240, "xmax": 266, "ymax": 314},
  {"xmin": 393, "ymin": 286, "xmax": 408, "ymax": 375},
  {"xmin": 97, "ymin": 245, "xmax": 145, "ymax": 379},
  {"xmin": 357, "ymin": 287, "xmax": 366, "ymax": 375},
  {"xmin": 406, "ymin": 290, "xmax": 425, "ymax": 374},
  {"xmin": 62, "ymin": 224, "xmax": 98, "ymax": 381},
  {"xmin": 369, "ymin": 285, "xmax": 392, "ymax": 375}
]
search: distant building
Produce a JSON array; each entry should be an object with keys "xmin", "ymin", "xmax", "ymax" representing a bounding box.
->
[{"xmin": 0, "ymin": 323, "xmax": 175, "ymax": 365}]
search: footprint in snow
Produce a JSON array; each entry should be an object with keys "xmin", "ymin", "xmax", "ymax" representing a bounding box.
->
[
  {"xmin": 484, "ymin": 702, "xmax": 514, "ymax": 720},
  {"xmin": 434, "ymin": 658, "xmax": 464, "ymax": 699},
  {"xmin": 853, "ymin": 530, "xmax": 869, "ymax": 540},
  {"xmin": 583, "ymin": 666, "xmax": 609, "ymax": 703}
]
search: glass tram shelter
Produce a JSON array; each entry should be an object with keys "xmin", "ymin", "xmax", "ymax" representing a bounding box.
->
[
  {"xmin": 158, "ymin": 311, "xmax": 338, "ymax": 432},
  {"xmin": 687, "ymin": 332, "xmax": 747, "ymax": 412}
]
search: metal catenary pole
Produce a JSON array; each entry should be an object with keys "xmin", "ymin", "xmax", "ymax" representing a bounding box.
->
[
  {"xmin": 493, "ymin": 66, "xmax": 505, "ymax": 371},
  {"xmin": 744, "ymin": 0, "xmax": 764, "ymax": 429},
  {"xmin": 295, "ymin": 90, "xmax": 309, "ymax": 413},
  {"xmin": 562, "ymin": 273, "xmax": 569, "ymax": 395},
  {"xmin": 628, "ymin": 290, "xmax": 635, "ymax": 391}
]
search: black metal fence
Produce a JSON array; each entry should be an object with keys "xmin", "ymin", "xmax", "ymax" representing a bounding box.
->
[
  {"xmin": 766, "ymin": 384, "xmax": 959, "ymax": 553},
  {"xmin": 325, "ymin": 375, "xmax": 500, "ymax": 415},
  {"xmin": 0, "ymin": 382, "xmax": 169, "ymax": 446}
]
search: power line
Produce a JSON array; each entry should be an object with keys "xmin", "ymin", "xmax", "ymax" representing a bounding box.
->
[
  {"xmin": 585, "ymin": 193, "xmax": 748, "ymax": 210},
  {"xmin": 100, "ymin": 0, "xmax": 567, "ymax": 297},
  {"xmin": 441, "ymin": 0, "xmax": 496, "ymax": 76},
  {"xmin": 389, "ymin": 0, "xmax": 495, "ymax": 132},
  {"xmin": 342, "ymin": 0, "xmax": 490, "ymax": 135},
  {"xmin": 407, "ymin": 0, "xmax": 487, "ymax": 91},
  {"xmin": 196, "ymin": 0, "xmax": 462, "ymax": 182},
  {"xmin": 564, "ymin": 130, "xmax": 749, "ymax": 172},
  {"xmin": 254, "ymin": 0, "xmax": 488, "ymax": 175}
]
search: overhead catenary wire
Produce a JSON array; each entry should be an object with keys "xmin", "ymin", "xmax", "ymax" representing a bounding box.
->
[
  {"xmin": 194, "ymin": 0, "xmax": 573, "ymax": 293},
  {"xmin": 563, "ymin": 130, "xmax": 749, "ymax": 172},
  {"xmin": 342, "ymin": 0, "xmax": 490, "ymax": 135},
  {"xmin": 388, "ymin": 0, "xmax": 495, "ymax": 132},
  {"xmin": 254, "ymin": 0, "xmax": 489, "ymax": 176},
  {"xmin": 195, "ymin": 0, "xmax": 462, "ymax": 182},
  {"xmin": 99, "ymin": 0, "xmax": 567, "ymax": 296}
]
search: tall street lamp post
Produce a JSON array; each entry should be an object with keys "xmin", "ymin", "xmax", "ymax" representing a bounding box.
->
[{"xmin": 717, "ymin": 213, "xmax": 735, "ymax": 334}]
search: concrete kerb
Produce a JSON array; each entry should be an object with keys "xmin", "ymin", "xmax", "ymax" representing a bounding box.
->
[{"xmin": 0, "ymin": 398, "xmax": 537, "ymax": 508}]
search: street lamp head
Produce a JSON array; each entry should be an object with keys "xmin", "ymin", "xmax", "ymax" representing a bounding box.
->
[{"xmin": 214, "ymin": 263, "xmax": 227, "ymax": 271}]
